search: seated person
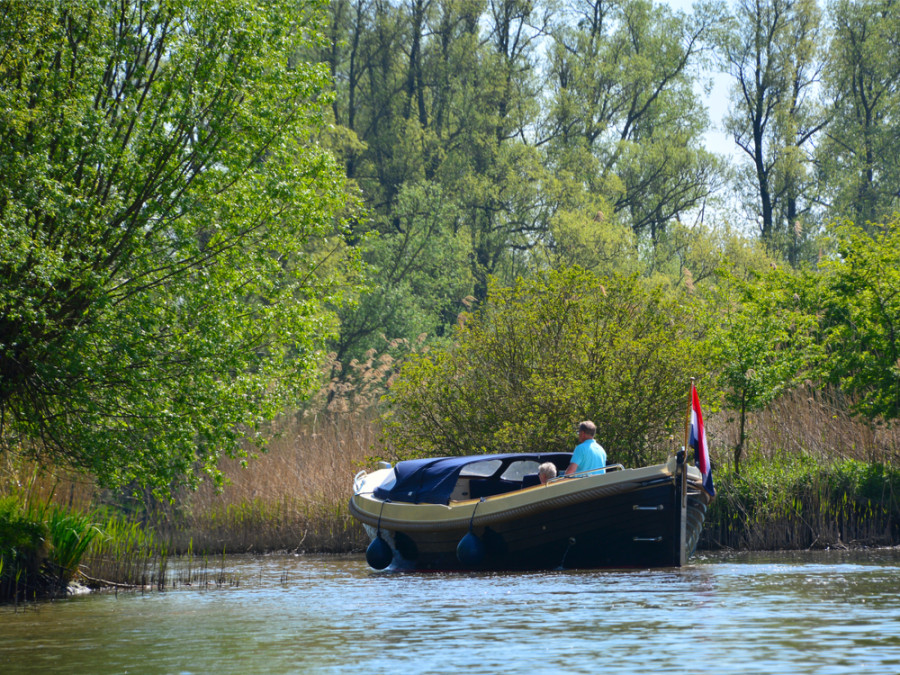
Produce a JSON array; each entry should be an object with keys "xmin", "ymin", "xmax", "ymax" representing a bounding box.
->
[
  {"xmin": 538, "ymin": 462, "xmax": 557, "ymax": 484},
  {"xmin": 565, "ymin": 420, "xmax": 607, "ymax": 476}
]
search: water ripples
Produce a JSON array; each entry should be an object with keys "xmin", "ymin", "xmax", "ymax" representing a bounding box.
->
[{"xmin": 1, "ymin": 549, "xmax": 899, "ymax": 674}]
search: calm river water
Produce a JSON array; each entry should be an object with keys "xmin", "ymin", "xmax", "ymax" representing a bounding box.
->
[{"xmin": 2, "ymin": 549, "xmax": 899, "ymax": 674}]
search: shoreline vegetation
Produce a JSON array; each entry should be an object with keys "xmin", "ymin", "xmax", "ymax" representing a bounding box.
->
[{"xmin": 2, "ymin": 389, "xmax": 897, "ymax": 602}]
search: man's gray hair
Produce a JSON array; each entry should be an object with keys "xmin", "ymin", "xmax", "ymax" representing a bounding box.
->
[{"xmin": 538, "ymin": 462, "xmax": 557, "ymax": 480}]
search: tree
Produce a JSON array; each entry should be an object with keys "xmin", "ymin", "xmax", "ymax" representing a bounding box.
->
[
  {"xmin": 818, "ymin": 0, "xmax": 900, "ymax": 227},
  {"xmin": 381, "ymin": 267, "xmax": 711, "ymax": 466},
  {"xmin": 711, "ymin": 267, "xmax": 820, "ymax": 475},
  {"xmin": 325, "ymin": 0, "xmax": 554, "ymax": 368},
  {"xmin": 718, "ymin": 0, "xmax": 825, "ymax": 260},
  {"xmin": 816, "ymin": 218, "xmax": 900, "ymax": 419},
  {"xmin": 545, "ymin": 0, "xmax": 722, "ymax": 240},
  {"xmin": 330, "ymin": 182, "xmax": 473, "ymax": 368},
  {"xmin": 0, "ymin": 0, "xmax": 356, "ymax": 493}
]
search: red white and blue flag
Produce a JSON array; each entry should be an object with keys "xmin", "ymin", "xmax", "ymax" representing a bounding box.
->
[{"xmin": 689, "ymin": 383, "xmax": 715, "ymax": 497}]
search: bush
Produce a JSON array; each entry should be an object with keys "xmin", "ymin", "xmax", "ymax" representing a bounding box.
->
[
  {"xmin": 0, "ymin": 497, "xmax": 48, "ymax": 601},
  {"xmin": 381, "ymin": 268, "xmax": 712, "ymax": 465}
]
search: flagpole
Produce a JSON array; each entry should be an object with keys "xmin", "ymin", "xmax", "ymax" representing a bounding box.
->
[
  {"xmin": 684, "ymin": 377, "xmax": 694, "ymax": 459},
  {"xmin": 682, "ymin": 377, "xmax": 695, "ymax": 503},
  {"xmin": 679, "ymin": 377, "xmax": 694, "ymax": 566}
]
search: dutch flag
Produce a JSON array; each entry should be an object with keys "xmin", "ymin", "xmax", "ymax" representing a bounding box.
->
[{"xmin": 689, "ymin": 383, "xmax": 716, "ymax": 497}]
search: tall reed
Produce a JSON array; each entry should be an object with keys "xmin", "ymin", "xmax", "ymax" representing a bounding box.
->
[
  {"xmin": 706, "ymin": 386, "xmax": 900, "ymax": 465},
  {"xmin": 4, "ymin": 383, "xmax": 897, "ymax": 561},
  {"xmin": 81, "ymin": 513, "xmax": 169, "ymax": 588},
  {"xmin": 157, "ymin": 412, "xmax": 376, "ymax": 554},
  {"xmin": 701, "ymin": 452, "xmax": 899, "ymax": 550}
]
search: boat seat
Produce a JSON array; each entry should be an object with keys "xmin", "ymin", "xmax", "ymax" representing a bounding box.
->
[
  {"xmin": 521, "ymin": 474, "xmax": 540, "ymax": 488},
  {"xmin": 469, "ymin": 478, "xmax": 521, "ymax": 499}
]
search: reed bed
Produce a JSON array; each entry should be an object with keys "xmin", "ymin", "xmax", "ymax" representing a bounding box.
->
[
  {"xmin": 80, "ymin": 516, "xmax": 241, "ymax": 591},
  {"xmin": 701, "ymin": 453, "xmax": 899, "ymax": 551},
  {"xmin": 3, "ymin": 384, "xmax": 897, "ymax": 590},
  {"xmin": 707, "ymin": 386, "xmax": 900, "ymax": 465},
  {"xmin": 699, "ymin": 388, "xmax": 899, "ymax": 551},
  {"xmin": 81, "ymin": 514, "xmax": 170, "ymax": 589},
  {"xmin": 158, "ymin": 412, "xmax": 376, "ymax": 554},
  {"xmin": 176, "ymin": 390, "xmax": 898, "ymax": 555}
]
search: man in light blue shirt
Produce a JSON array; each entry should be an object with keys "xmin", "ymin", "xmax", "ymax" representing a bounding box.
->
[{"xmin": 565, "ymin": 420, "xmax": 607, "ymax": 475}]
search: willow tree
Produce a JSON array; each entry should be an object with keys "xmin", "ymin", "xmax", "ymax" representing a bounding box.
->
[
  {"xmin": 818, "ymin": 0, "xmax": 900, "ymax": 227},
  {"xmin": 324, "ymin": 0, "xmax": 554, "ymax": 373},
  {"xmin": 545, "ymin": 0, "xmax": 722, "ymax": 241},
  {"xmin": 717, "ymin": 0, "xmax": 825, "ymax": 261},
  {"xmin": 0, "ymin": 0, "xmax": 356, "ymax": 493}
]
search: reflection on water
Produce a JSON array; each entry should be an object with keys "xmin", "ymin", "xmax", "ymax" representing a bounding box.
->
[{"xmin": 2, "ymin": 549, "xmax": 899, "ymax": 674}]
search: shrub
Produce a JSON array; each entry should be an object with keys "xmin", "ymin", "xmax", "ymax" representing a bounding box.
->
[
  {"xmin": 0, "ymin": 497, "xmax": 48, "ymax": 601},
  {"xmin": 381, "ymin": 268, "xmax": 712, "ymax": 465},
  {"xmin": 703, "ymin": 452, "xmax": 900, "ymax": 550}
]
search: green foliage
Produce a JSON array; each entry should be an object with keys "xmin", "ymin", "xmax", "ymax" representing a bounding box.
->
[
  {"xmin": 824, "ymin": 459, "xmax": 899, "ymax": 505},
  {"xmin": 382, "ymin": 267, "xmax": 711, "ymax": 466},
  {"xmin": 331, "ymin": 182, "xmax": 473, "ymax": 367},
  {"xmin": 717, "ymin": 0, "xmax": 825, "ymax": 260},
  {"xmin": 710, "ymin": 265, "xmax": 821, "ymax": 472},
  {"xmin": 43, "ymin": 505, "xmax": 98, "ymax": 585},
  {"xmin": 704, "ymin": 452, "xmax": 900, "ymax": 550},
  {"xmin": 708, "ymin": 216, "xmax": 900, "ymax": 441},
  {"xmin": 815, "ymin": 219, "xmax": 900, "ymax": 419},
  {"xmin": 323, "ymin": 0, "xmax": 727, "ymax": 381},
  {"xmin": 545, "ymin": 0, "xmax": 722, "ymax": 240},
  {"xmin": 0, "ymin": 0, "xmax": 358, "ymax": 493},
  {"xmin": 0, "ymin": 497, "xmax": 98, "ymax": 600},
  {"xmin": 0, "ymin": 497, "xmax": 48, "ymax": 599},
  {"xmin": 819, "ymin": 0, "xmax": 900, "ymax": 226},
  {"xmin": 641, "ymin": 220, "xmax": 773, "ymax": 292}
]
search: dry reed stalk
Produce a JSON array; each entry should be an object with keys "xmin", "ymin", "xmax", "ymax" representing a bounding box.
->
[
  {"xmin": 168, "ymin": 412, "xmax": 378, "ymax": 553},
  {"xmin": 5, "ymin": 377, "xmax": 897, "ymax": 557},
  {"xmin": 0, "ymin": 458, "xmax": 96, "ymax": 513},
  {"xmin": 707, "ymin": 386, "xmax": 900, "ymax": 465}
]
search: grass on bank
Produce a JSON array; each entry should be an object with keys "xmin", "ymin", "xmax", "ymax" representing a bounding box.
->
[
  {"xmin": 0, "ymin": 497, "xmax": 99, "ymax": 602},
  {"xmin": 703, "ymin": 452, "xmax": 900, "ymax": 550}
]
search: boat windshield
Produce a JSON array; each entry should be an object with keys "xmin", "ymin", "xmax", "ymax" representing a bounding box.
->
[
  {"xmin": 372, "ymin": 452, "xmax": 573, "ymax": 504},
  {"xmin": 460, "ymin": 460, "xmax": 502, "ymax": 478},
  {"xmin": 500, "ymin": 460, "xmax": 540, "ymax": 481}
]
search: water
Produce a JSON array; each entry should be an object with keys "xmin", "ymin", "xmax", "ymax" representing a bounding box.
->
[{"xmin": 2, "ymin": 549, "xmax": 899, "ymax": 674}]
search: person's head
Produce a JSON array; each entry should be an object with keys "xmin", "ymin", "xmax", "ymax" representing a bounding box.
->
[
  {"xmin": 538, "ymin": 462, "xmax": 557, "ymax": 484},
  {"xmin": 577, "ymin": 420, "xmax": 596, "ymax": 441}
]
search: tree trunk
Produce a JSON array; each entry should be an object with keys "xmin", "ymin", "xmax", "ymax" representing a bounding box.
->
[{"xmin": 735, "ymin": 393, "xmax": 747, "ymax": 477}]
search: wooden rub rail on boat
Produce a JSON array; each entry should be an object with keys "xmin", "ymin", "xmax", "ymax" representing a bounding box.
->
[{"xmin": 350, "ymin": 451, "xmax": 713, "ymax": 571}]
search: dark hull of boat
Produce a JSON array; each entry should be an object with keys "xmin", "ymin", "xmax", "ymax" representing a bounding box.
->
[{"xmin": 356, "ymin": 473, "xmax": 708, "ymax": 571}]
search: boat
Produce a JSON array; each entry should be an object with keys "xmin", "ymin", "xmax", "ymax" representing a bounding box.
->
[{"xmin": 350, "ymin": 451, "xmax": 712, "ymax": 571}]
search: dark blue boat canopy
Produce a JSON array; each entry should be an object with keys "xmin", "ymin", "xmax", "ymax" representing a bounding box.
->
[{"xmin": 374, "ymin": 453, "xmax": 572, "ymax": 505}]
